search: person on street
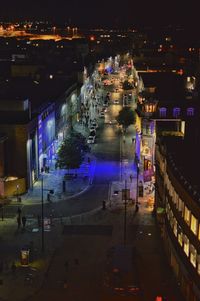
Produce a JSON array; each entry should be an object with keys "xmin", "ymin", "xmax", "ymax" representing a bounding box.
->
[
  {"xmin": 11, "ymin": 262, "xmax": 16, "ymax": 275},
  {"xmin": 17, "ymin": 216, "xmax": 21, "ymax": 229},
  {"xmin": 17, "ymin": 207, "xmax": 22, "ymax": 217},
  {"xmin": 22, "ymin": 216, "xmax": 27, "ymax": 228}
]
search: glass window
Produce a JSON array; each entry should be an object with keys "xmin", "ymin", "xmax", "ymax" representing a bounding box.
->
[
  {"xmin": 199, "ymin": 225, "xmax": 200, "ymax": 241},
  {"xmin": 190, "ymin": 245, "xmax": 197, "ymax": 268},
  {"xmin": 173, "ymin": 220, "xmax": 177, "ymax": 237},
  {"xmin": 178, "ymin": 198, "xmax": 183, "ymax": 213},
  {"xmin": 187, "ymin": 107, "xmax": 194, "ymax": 116},
  {"xmin": 191, "ymin": 215, "xmax": 198, "ymax": 235},
  {"xmin": 183, "ymin": 235, "xmax": 189, "ymax": 256},
  {"xmin": 184, "ymin": 206, "xmax": 191, "ymax": 225},
  {"xmin": 198, "ymin": 262, "xmax": 200, "ymax": 275},
  {"xmin": 178, "ymin": 231, "xmax": 183, "ymax": 246},
  {"xmin": 159, "ymin": 107, "xmax": 167, "ymax": 117},
  {"xmin": 173, "ymin": 107, "xmax": 181, "ymax": 118}
]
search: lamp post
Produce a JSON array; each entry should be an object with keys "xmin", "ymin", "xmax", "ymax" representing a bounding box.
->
[
  {"xmin": 124, "ymin": 179, "xmax": 127, "ymax": 246},
  {"xmin": 16, "ymin": 184, "xmax": 19, "ymax": 202},
  {"xmin": 135, "ymin": 155, "xmax": 140, "ymax": 208},
  {"xmin": 41, "ymin": 174, "xmax": 44, "ymax": 253}
]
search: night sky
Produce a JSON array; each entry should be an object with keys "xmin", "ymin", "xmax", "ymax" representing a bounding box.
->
[{"xmin": 1, "ymin": 0, "xmax": 199, "ymax": 29}]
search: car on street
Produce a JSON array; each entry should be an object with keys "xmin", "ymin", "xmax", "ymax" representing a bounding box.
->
[
  {"xmin": 89, "ymin": 130, "xmax": 96, "ymax": 136},
  {"xmin": 109, "ymin": 119, "xmax": 118, "ymax": 125},
  {"xmin": 99, "ymin": 111, "xmax": 105, "ymax": 118},
  {"xmin": 91, "ymin": 122, "xmax": 98, "ymax": 128},
  {"xmin": 113, "ymin": 99, "xmax": 119, "ymax": 104},
  {"xmin": 89, "ymin": 126, "xmax": 96, "ymax": 133},
  {"xmin": 104, "ymin": 245, "xmax": 141, "ymax": 299},
  {"xmin": 87, "ymin": 136, "xmax": 95, "ymax": 144}
]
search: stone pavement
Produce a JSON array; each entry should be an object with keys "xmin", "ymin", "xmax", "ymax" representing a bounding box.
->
[{"xmin": 6, "ymin": 201, "xmax": 182, "ymax": 301}]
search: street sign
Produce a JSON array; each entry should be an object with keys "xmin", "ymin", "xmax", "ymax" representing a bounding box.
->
[{"xmin": 44, "ymin": 218, "xmax": 51, "ymax": 232}]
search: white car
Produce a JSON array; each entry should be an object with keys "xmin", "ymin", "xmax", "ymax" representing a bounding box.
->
[
  {"xmin": 87, "ymin": 136, "xmax": 95, "ymax": 144},
  {"xmin": 91, "ymin": 122, "xmax": 98, "ymax": 128},
  {"xmin": 90, "ymin": 126, "xmax": 96, "ymax": 133},
  {"xmin": 113, "ymin": 99, "xmax": 119, "ymax": 104},
  {"xmin": 99, "ymin": 111, "xmax": 105, "ymax": 118}
]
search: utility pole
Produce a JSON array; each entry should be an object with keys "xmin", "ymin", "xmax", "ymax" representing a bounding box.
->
[
  {"xmin": 135, "ymin": 155, "xmax": 140, "ymax": 210},
  {"xmin": 41, "ymin": 175, "xmax": 44, "ymax": 253},
  {"xmin": 124, "ymin": 179, "xmax": 127, "ymax": 246}
]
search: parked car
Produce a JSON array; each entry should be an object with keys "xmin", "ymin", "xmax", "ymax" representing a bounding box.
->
[
  {"xmin": 89, "ymin": 130, "xmax": 96, "ymax": 136},
  {"xmin": 89, "ymin": 126, "xmax": 96, "ymax": 133},
  {"xmin": 113, "ymin": 99, "xmax": 119, "ymax": 104},
  {"xmin": 104, "ymin": 245, "xmax": 141, "ymax": 298},
  {"xmin": 91, "ymin": 122, "xmax": 98, "ymax": 128},
  {"xmin": 87, "ymin": 136, "xmax": 95, "ymax": 144},
  {"xmin": 99, "ymin": 111, "xmax": 105, "ymax": 118},
  {"xmin": 109, "ymin": 119, "xmax": 118, "ymax": 125}
]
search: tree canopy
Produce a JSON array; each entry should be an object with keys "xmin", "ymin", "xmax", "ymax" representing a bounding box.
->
[
  {"xmin": 122, "ymin": 80, "xmax": 133, "ymax": 90},
  {"xmin": 116, "ymin": 107, "xmax": 136, "ymax": 131},
  {"xmin": 56, "ymin": 131, "xmax": 90, "ymax": 170}
]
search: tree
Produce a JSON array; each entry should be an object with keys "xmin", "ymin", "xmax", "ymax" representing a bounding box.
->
[
  {"xmin": 56, "ymin": 131, "xmax": 90, "ymax": 171},
  {"xmin": 116, "ymin": 107, "xmax": 136, "ymax": 131},
  {"xmin": 122, "ymin": 80, "xmax": 133, "ymax": 90}
]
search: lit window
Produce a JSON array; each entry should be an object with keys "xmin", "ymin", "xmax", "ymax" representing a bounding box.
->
[
  {"xmin": 191, "ymin": 215, "xmax": 198, "ymax": 235},
  {"xmin": 178, "ymin": 198, "xmax": 184, "ymax": 216},
  {"xmin": 159, "ymin": 107, "xmax": 167, "ymax": 117},
  {"xmin": 178, "ymin": 230, "xmax": 183, "ymax": 246},
  {"xmin": 173, "ymin": 107, "xmax": 181, "ymax": 118},
  {"xmin": 198, "ymin": 225, "xmax": 200, "ymax": 241},
  {"xmin": 184, "ymin": 206, "xmax": 190, "ymax": 225},
  {"xmin": 198, "ymin": 263, "xmax": 200, "ymax": 275},
  {"xmin": 190, "ymin": 245, "xmax": 197, "ymax": 268},
  {"xmin": 187, "ymin": 107, "xmax": 194, "ymax": 116},
  {"xmin": 173, "ymin": 220, "xmax": 177, "ymax": 237},
  {"xmin": 183, "ymin": 235, "xmax": 189, "ymax": 256}
]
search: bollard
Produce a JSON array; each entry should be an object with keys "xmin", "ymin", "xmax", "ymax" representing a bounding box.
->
[{"xmin": 62, "ymin": 180, "xmax": 66, "ymax": 193}]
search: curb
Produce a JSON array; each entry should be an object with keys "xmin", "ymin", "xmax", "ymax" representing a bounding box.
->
[{"xmin": 8, "ymin": 157, "xmax": 97, "ymax": 207}]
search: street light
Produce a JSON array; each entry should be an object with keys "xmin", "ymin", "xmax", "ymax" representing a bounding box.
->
[
  {"xmin": 41, "ymin": 174, "xmax": 44, "ymax": 253},
  {"xmin": 124, "ymin": 179, "xmax": 127, "ymax": 246},
  {"xmin": 135, "ymin": 155, "xmax": 140, "ymax": 208}
]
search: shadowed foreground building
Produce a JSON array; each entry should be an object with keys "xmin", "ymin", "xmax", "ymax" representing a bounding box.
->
[{"xmin": 155, "ymin": 119, "xmax": 200, "ymax": 301}]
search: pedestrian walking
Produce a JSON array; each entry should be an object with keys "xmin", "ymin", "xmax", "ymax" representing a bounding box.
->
[
  {"xmin": 17, "ymin": 216, "xmax": 21, "ymax": 229},
  {"xmin": 22, "ymin": 216, "xmax": 27, "ymax": 228},
  {"xmin": 135, "ymin": 203, "xmax": 139, "ymax": 212},
  {"xmin": 130, "ymin": 174, "xmax": 133, "ymax": 182},
  {"xmin": 17, "ymin": 207, "xmax": 22, "ymax": 217},
  {"xmin": 11, "ymin": 262, "xmax": 16, "ymax": 275}
]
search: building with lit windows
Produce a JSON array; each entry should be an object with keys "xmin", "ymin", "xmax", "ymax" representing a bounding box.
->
[{"xmin": 155, "ymin": 131, "xmax": 200, "ymax": 301}]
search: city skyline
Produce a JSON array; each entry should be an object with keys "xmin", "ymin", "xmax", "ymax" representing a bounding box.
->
[{"xmin": 1, "ymin": 0, "xmax": 199, "ymax": 29}]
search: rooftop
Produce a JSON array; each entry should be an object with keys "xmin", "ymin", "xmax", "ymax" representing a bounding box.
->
[{"xmin": 160, "ymin": 135, "xmax": 200, "ymax": 203}]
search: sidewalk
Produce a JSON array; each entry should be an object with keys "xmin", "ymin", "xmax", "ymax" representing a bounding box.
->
[
  {"xmin": 9, "ymin": 119, "xmax": 95, "ymax": 207},
  {"xmin": 9, "ymin": 154, "xmax": 95, "ymax": 207}
]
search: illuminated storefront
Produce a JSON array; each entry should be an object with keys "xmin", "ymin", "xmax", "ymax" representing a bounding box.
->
[{"xmin": 38, "ymin": 103, "xmax": 56, "ymax": 172}]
